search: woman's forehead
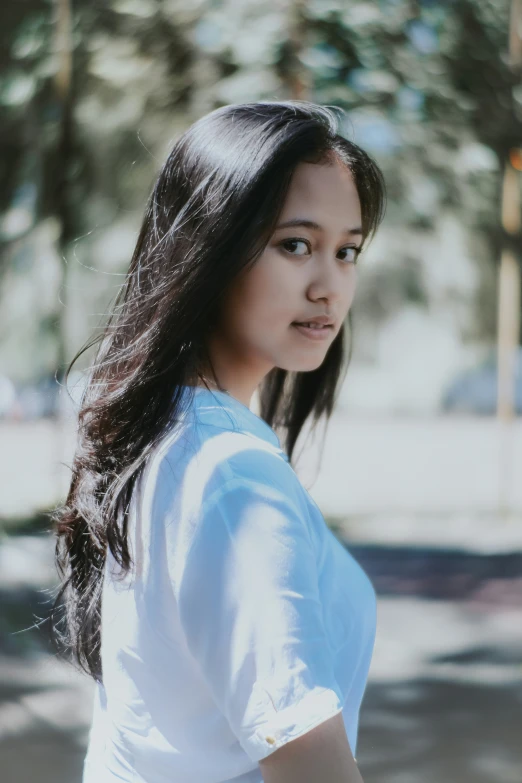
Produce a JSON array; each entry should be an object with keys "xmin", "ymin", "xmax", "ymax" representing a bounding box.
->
[{"xmin": 279, "ymin": 160, "xmax": 361, "ymax": 227}]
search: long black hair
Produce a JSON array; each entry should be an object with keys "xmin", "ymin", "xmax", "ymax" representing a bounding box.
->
[{"xmin": 49, "ymin": 100, "xmax": 386, "ymax": 683}]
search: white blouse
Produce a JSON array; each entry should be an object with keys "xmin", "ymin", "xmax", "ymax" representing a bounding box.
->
[{"xmin": 82, "ymin": 385, "xmax": 377, "ymax": 783}]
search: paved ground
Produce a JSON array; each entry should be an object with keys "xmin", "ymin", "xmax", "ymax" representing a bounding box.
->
[
  {"xmin": 360, "ymin": 673, "xmax": 522, "ymax": 783},
  {"xmin": 1, "ymin": 533, "xmax": 521, "ymax": 783}
]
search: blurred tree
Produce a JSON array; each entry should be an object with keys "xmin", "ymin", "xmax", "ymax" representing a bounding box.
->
[
  {"xmin": 0, "ymin": 0, "xmax": 519, "ymax": 395},
  {"xmin": 52, "ymin": 0, "xmax": 73, "ymax": 385},
  {"xmin": 496, "ymin": 0, "xmax": 522, "ymax": 422}
]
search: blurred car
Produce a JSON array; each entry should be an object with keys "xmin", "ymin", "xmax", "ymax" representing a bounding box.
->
[
  {"xmin": 442, "ymin": 348, "xmax": 522, "ymax": 415},
  {"xmin": 0, "ymin": 374, "xmax": 20, "ymax": 419},
  {"xmin": 15, "ymin": 374, "xmax": 62, "ymax": 419}
]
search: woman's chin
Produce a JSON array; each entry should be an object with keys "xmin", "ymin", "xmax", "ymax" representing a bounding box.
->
[{"xmin": 279, "ymin": 355, "xmax": 327, "ymax": 373}]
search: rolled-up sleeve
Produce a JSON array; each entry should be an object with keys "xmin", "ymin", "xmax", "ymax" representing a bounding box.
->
[{"xmin": 175, "ymin": 472, "xmax": 344, "ymax": 763}]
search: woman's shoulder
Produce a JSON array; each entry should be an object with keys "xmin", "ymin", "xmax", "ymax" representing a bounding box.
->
[{"xmin": 148, "ymin": 412, "xmax": 300, "ymax": 513}]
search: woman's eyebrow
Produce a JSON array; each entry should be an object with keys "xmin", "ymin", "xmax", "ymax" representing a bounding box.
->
[{"xmin": 275, "ymin": 218, "xmax": 363, "ymax": 236}]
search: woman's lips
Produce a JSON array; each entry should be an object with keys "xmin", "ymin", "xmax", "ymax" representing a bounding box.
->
[{"xmin": 291, "ymin": 322, "xmax": 333, "ymax": 340}]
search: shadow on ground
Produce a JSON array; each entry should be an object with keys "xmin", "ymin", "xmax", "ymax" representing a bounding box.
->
[
  {"xmin": 348, "ymin": 542, "xmax": 522, "ymax": 606},
  {"xmin": 358, "ymin": 677, "xmax": 522, "ymax": 783}
]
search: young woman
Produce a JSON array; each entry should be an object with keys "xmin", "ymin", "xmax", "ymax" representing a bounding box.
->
[{"xmin": 51, "ymin": 100, "xmax": 386, "ymax": 783}]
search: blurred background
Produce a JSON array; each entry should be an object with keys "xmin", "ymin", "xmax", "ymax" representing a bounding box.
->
[{"xmin": 1, "ymin": 1, "xmax": 521, "ymax": 781}]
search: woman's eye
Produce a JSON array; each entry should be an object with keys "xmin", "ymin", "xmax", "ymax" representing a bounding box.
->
[
  {"xmin": 279, "ymin": 239, "xmax": 361, "ymax": 263},
  {"xmin": 281, "ymin": 238, "xmax": 310, "ymax": 256},
  {"xmin": 339, "ymin": 246, "xmax": 361, "ymax": 264}
]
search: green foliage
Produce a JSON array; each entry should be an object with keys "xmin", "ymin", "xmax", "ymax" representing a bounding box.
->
[{"xmin": 0, "ymin": 0, "xmax": 520, "ymax": 380}]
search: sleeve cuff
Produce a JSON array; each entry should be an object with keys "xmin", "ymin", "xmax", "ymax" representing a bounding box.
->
[{"xmin": 239, "ymin": 685, "xmax": 345, "ymax": 763}]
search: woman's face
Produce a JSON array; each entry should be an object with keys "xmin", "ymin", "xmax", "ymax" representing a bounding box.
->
[{"xmin": 206, "ymin": 155, "xmax": 363, "ymax": 403}]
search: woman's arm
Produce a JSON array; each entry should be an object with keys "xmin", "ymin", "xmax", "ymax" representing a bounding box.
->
[{"xmin": 259, "ymin": 712, "xmax": 364, "ymax": 783}]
